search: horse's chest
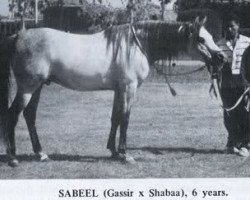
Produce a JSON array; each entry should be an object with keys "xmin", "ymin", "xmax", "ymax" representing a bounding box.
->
[{"xmin": 132, "ymin": 52, "xmax": 150, "ymax": 81}]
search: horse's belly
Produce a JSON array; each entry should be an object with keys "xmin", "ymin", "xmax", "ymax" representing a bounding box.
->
[{"xmin": 51, "ymin": 69, "xmax": 112, "ymax": 91}]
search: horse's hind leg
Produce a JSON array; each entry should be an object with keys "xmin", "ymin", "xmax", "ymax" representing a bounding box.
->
[
  {"xmin": 107, "ymin": 89, "xmax": 121, "ymax": 157},
  {"xmin": 23, "ymin": 86, "xmax": 48, "ymax": 162},
  {"xmin": 6, "ymin": 92, "xmax": 33, "ymax": 167}
]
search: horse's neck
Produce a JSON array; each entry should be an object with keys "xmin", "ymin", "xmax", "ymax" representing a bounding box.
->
[{"xmin": 136, "ymin": 23, "xmax": 190, "ymax": 63}]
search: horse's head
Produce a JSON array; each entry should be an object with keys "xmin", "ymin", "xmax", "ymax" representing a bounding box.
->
[
  {"xmin": 179, "ymin": 17, "xmax": 226, "ymax": 64},
  {"xmin": 177, "ymin": 17, "xmax": 227, "ymax": 102}
]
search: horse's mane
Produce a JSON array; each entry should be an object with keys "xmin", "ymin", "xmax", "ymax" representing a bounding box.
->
[
  {"xmin": 104, "ymin": 21, "xmax": 191, "ymax": 63},
  {"xmin": 104, "ymin": 23, "xmax": 135, "ymax": 63}
]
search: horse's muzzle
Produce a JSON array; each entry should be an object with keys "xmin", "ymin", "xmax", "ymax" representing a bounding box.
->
[
  {"xmin": 212, "ymin": 51, "xmax": 227, "ymax": 66},
  {"xmin": 198, "ymin": 43, "xmax": 212, "ymax": 60}
]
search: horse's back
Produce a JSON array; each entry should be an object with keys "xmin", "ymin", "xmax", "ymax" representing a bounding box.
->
[
  {"xmin": 13, "ymin": 27, "xmax": 149, "ymax": 92},
  {"xmin": 13, "ymin": 28, "xmax": 114, "ymax": 91}
]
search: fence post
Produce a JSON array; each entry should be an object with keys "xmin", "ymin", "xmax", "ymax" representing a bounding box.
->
[
  {"xmin": 127, "ymin": 0, "xmax": 135, "ymax": 24},
  {"xmin": 35, "ymin": 0, "xmax": 38, "ymax": 25},
  {"xmin": 160, "ymin": 0, "xmax": 165, "ymax": 20},
  {"xmin": 4, "ymin": 22, "xmax": 7, "ymax": 37}
]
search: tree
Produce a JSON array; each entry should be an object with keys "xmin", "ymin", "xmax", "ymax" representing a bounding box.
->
[
  {"xmin": 92, "ymin": 0, "xmax": 102, "ymax": 5},
  {"xmin": 159, "ymin": 0, "xmax": 171, "ymax": 20},
  {"xmin": 126, "ymin": 0, "xmax": 171, "ymax": 21},
  {"xmin": 127, "ymin": 0, "xmax": 136, "ymax": 23},
  {"xmin": 126, "ymin": 0, "xmax": 160, "ymax": 23},
  {"xmin": 8, "ymin": 0, "xmax": 48, "ymax": 20}
]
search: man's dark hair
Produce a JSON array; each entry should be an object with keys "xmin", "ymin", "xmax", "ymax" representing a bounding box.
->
[{"xmin": 225, "ymin": 13, "xmax": 240, "ymax": 26}]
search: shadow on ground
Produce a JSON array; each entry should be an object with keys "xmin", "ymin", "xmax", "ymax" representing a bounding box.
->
[
  {"xmin": 0, "ymin": 154, "xmax": 113, "ymax": 163},
  {"xmin": 0, "ymin": 147, "xmax": 225, "ymax": 164},
  {"xmin": 128, "ymin": 146, "xmax": 225, "ymax": 156}
]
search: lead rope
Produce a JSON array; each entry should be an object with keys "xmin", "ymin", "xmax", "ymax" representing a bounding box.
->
[
  {"xmin": 223, "ymin": 87, "xmax": 249, "ymax": 112},
  {"xmin": 210, "ymin": 72, "xmax": 250, "ymax": 112},
  {"xmin": 154, "ymin": 65, "xmax": 206, "ymax": 76}
]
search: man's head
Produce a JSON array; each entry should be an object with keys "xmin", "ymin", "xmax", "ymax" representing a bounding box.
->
[{"xmin": 225, "ymin": 14, "xmax": 240, "ymax": 40}]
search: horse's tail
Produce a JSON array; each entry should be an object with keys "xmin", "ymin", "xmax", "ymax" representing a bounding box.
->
[{"xmin": 0, "ymin": 35, "xmax": 17, "ymax": 140}]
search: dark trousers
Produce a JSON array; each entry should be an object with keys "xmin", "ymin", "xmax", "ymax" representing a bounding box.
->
[{"xmin": 220, "ymin": 71, "xmax": 249, "ymax": 148}]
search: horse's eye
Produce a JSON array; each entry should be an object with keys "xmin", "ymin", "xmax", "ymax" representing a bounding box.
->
[{"xmin": 198, "ymin": 37, "xmax": 205, "ymax": 43}]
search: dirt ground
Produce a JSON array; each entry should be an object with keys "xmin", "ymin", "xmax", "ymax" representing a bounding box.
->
[{"xmin": 0, "ymin": 63, "xmax": 250, "ymax": 179}]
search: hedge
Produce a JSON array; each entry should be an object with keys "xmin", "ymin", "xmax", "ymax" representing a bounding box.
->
[{"xmin": 176, "ymin": 0, "xmax": 250, "ymax": 28}]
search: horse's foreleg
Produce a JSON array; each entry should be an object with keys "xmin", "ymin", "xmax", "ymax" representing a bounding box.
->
[
  {"xmin": 118, "ymin": 82, "xmax": 137, "ymax": 163},
  {"xmin": 23, "ymin": 86, "xmax": 48, "ymax": 162},
  {"xmin": 107, "ymin": 90, "xmax": 121, "ymax": 157},
  {"xmin": 6, "ymin": 92, "xmax": 32, "ymax": 167}
]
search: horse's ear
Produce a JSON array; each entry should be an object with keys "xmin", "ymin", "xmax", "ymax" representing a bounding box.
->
[
  {"xmin": 200, "ymin": 16, "xmax": 207, "ymax": 26},
  {"xmin": 178, "ymin": 25, "xmax": 184, "ymax": 33},
  {"xmin": 194, "ymin": 16, "xmax": 200, "ymax": 25}
]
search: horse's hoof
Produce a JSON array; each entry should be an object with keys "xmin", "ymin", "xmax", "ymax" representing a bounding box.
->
[
  {"xmin": 110, "ymin": 153, "xmax": 126, "ymax": 161},
  {"xmin": 125, "ymin": 156, "xmax": 136, "ymax": 164},
  {"xmin": 39, "ymin": 152, "xmax": 49, "ymax": 162},
  {"xmin": 110, "ymin": 152, "xmax": 120, "ymax": 160},
  {"xmin": 116, "ymin": 154, "xmax": 136, "ymax": 164},
  {"xmin": 8, "ymin": 159, "xmax": 19, "ymax": 167}
]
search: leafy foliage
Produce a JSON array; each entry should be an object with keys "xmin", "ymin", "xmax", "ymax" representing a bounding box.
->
[
  {"xmin": 8, "ymin": 0, "xmax": 49, "ymax": 19},
  {"xmin": 7, "ymin": 0, "xmax": 173, "ymax": 33},
  {"xmin": 159, "ymin": 0, "xmax": 171, "ymax": 4},
  {"xmin": 175, "ymin": 0, "xmax": 250, "ymax": 11},
  {"xmin": 43, "ymin": 1, "xmax": 163, "ymax": 33},
  {"xmin": 176, "ymin": 0, "xmax": 250, "ymax": 28}
]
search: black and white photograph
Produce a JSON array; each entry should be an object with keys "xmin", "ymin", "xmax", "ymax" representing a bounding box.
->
[{"xmin": 0, "ymin": 0, "xmax": 250, "ymax": 199}]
